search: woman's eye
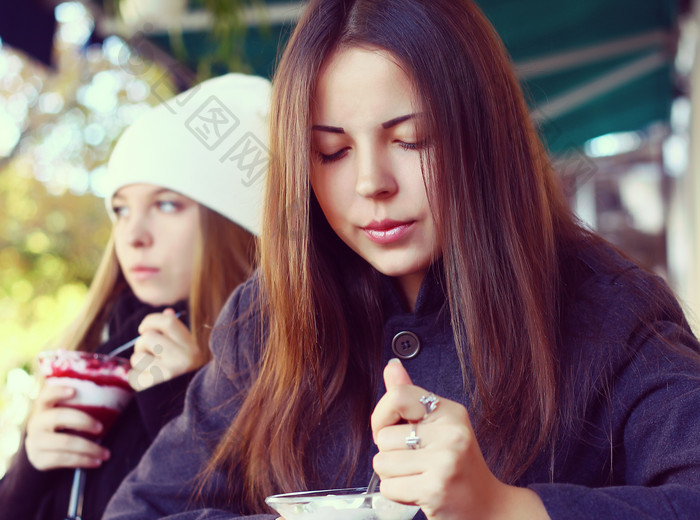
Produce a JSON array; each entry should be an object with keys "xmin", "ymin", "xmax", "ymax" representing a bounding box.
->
[
  {"xmin": 112, "ymin": 205, "xmax": 129, "ymax": 218},
  {"xmin": 157, "ymin": 200, "xmax": 182, "ymax": 213},
  {"xmin": 398, "ymin": 139, "xmax": 427, "ymax": 151},
  {"xmin": 316, "ymin": 148, "xmax": 349, "ymax": 164}
]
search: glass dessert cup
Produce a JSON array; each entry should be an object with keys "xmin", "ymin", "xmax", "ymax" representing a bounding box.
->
[
  {"xmin": 38, "ymin": 350, "xmax": 133, "ymax": 438},
  {"xmin": 38, "ymin": 350, "xmax": 133, "ymax": 519},
  {"xmin": 265, "ymin": 487, "xmax": 420, "ymax": 520}
]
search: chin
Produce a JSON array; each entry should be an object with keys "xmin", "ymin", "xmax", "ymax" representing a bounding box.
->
[
  {"xmin": 131, "ymin": 288, "xmax": 178, "ymax": 307},
  {"xmin": 369, "ymin": 259, "xmax": 428, "ymax": 279}
]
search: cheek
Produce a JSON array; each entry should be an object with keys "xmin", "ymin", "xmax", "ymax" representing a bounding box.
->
[
  {"xmin": 170, "ymin": 214, "xmax": 199, "ymax": 267},
  {"xmin": 397, "ymin": 154, "xmax": 428, "ymax": 193},
  {"xmin": 309, "ymin": 168, "xmax": 328, "ymax": 207},
  {"xmin": 310, "ymin": 172, "xmax": 335, "ymax": 225},
  {"xmin": 112, "ymin": 228, "xmax": 128, "ymax": 267},
  {"xmin": 311, "ymin": 168, "xmax": 355, "ymax": 227}
]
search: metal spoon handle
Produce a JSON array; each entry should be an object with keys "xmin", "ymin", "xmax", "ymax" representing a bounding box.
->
[{"xmin": 366, "ymin": 470, "xmax": 380, "ymax": 494}]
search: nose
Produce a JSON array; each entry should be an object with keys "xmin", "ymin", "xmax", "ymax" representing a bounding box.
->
[
  {"xmin": 355, "ymin": 144, "xmax": 398, "ymax": 199},
  {"xmin": 125, "ymin": 213, "xmax": 154, "ymax": 248}
]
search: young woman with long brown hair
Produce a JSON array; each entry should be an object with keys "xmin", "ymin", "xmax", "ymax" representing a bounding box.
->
[
  {"xmin": 0, "ymin": 73, "xmax": 271, "ymax": 520},
  {"xmin": 105, "ymin": 1, "xmax": 700, "ymax": 519}
]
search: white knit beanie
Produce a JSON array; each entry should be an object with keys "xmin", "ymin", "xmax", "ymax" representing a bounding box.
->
[{"xmin": 104, "ymin": 73, "xmax": 271, "ymax": 235}]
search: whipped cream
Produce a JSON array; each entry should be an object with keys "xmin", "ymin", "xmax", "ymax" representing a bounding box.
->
[{"xmin": 46, "ymin": 377, "xmax": 132, "ymax": 411}]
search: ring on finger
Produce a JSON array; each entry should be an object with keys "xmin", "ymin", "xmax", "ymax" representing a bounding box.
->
[
  {"xmin": 405, "ymin": 423, "xmax": 420, "ymax": 450},
  {"xmin": 419, "ymin": 393, "xmax": 439, "ymax": 417}
]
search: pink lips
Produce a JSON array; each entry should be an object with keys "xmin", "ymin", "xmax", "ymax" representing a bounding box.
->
[
  {"xmin": 130, "ymin": 266, "xmax": 160, "ymax": 281},
  {"xmin": 362, "ymin": 219, "xmax": 415, "ymax": 244}
]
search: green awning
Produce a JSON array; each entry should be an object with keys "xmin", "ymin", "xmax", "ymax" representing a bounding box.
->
[
  {"xmin": 138, "ymin": 0, "xmax": 678, "ymax": 154},
  {"xmin": 482, "ymin": 0, "xmax": 677, "ymax": 152}
]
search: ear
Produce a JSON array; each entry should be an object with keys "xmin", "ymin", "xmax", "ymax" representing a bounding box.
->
[{"xmin": 383, "ymin": 358, "xmax": 413, "ymax": 389}]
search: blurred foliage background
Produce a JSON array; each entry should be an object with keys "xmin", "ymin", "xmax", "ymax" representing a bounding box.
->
[
  {"xmin": 0, "ymin": 0, "xmax": 262, "ymax": 476},
  {"xmin": 0, "ymin": 2, "xmax": 183, "ymax": 475},
  {"xmin": 0, "ymin": 165, "xmax": 108, "ymax": 471}
]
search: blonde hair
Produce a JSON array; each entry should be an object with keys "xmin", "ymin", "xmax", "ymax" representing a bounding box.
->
[
  {"xmin": 54, "ymin": 205, "xmax": 255, "ymax": 359},
  {"xmin": 190, "ymin": 205, "xmax": 256, "ymax": 359}
]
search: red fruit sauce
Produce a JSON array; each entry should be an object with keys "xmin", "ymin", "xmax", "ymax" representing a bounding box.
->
[
  {"xmin": 59, "ymin": 405, "xmax": 122, "ymax": 440},
  {"xmin": 47, "ymin": 367, "xmax": 132, "ymax": 391}
]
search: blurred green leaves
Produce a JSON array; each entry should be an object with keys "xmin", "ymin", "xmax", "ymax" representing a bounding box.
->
[
  {"xmin": 0, "ymin": 161, "xmax": 110, "ymax": 477},
  {"xmin": 0, "ymin": 159, "xmax": 110, "ymax": 375},
  {"xmin": 0, "ymin": 0, "xmax": 246, "ymax": 475}
]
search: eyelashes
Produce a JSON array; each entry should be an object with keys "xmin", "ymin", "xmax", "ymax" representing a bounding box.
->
[
  {"xmin": 317, "ymin": 148, "xmax": 349, "ymax": 164},
  {"xmin": 110, "ymin": 200, "xmax": 185, "ymax": 218},
  {"xmin": 111, "ymin": 205, "xmax": 128, "ymax": 218},
  {"xmin": 315, "ymin": 140, "xmax": 427, "ymax": 165},
  {"xmin": 398, "ymin": 139, "xmax": 427, "ymax": 151},
  {"xmin": 156, "ymin": 200, "xmax": 183, "ymax": 213}
]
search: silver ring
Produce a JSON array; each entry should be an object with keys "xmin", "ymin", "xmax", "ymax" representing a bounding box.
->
[
  {"xmin": 419, "ymin": 393, "xmax": 439, "ymax": 416},
  {"xmin": 405, "ymin": 423, "xmax": 420, "ymax": 450}
]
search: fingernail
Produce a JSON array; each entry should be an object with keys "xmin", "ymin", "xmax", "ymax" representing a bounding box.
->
[
  {"xmin": 63, "ymin": 387, "xmax": 75, "ymax": 396},
  {"xmin": 93, "ymin": 422, "xmax": 103, "ymax": 433},
  {"xmin": 388, "ymin": 358, "xmax": 402, "ymax": 365},
  {"xmin": 102, "ymin": 449, "xmax": 110, "ymax": 460}
]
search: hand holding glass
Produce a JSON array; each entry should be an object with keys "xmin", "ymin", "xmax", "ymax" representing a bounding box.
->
[{"xmin": 38, "ymin": 350, "xmax": 133, "ymax": 520}]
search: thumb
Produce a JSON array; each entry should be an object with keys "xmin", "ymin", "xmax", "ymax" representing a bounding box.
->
[{"xmin": 383, "ymin": 358, "xmax": 413, "ymax": 390}]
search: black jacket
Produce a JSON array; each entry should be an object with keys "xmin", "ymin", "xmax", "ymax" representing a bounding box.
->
[
  {"xmin": 0, "ymin": 291, "xmax": 194, "ymax": 520},
  {"xmin": 105, "ymin": 242, "xmax": 700, "ymax": 519}
]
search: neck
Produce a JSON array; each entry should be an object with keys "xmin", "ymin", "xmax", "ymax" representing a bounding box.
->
[{"xmin": 396, "ymin": 271, "xmax": 426, "ymax": 312}]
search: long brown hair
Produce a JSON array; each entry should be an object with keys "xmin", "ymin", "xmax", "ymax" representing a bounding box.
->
[
  {"xmin": 55, "ymin": 205, "xmax": 255, "ymax": 361},
  {"xmin": 205, "ymin": 0, "xmax": 581, "ymax": 511}
]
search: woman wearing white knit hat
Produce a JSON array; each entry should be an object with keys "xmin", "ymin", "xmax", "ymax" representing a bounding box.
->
[{"xmin": 0, "ymin": 72, "xmax": 271, "ymax": 520}]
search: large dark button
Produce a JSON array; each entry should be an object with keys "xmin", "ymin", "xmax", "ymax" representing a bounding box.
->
[{"xmin": 391, "ymin": 331, "xmax": 421, "ymax": 359}]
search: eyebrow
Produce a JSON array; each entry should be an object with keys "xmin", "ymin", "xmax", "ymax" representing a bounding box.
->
[
  {"xmin": 312, "ymin": 124, "xmax": 345, "ymax": 134},
  {"xmin": 311, "ymin": 113, "xmax": 419, "ymax": 134},
  {"xmin": 382, "ymin": 114, "xmax": 417, "ymax": 129}
]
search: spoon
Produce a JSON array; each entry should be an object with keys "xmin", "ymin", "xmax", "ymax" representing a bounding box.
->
[
  {"xmin": 361, "ymin": 470, "xmax": 380, "ymax": 508},
  {"xmin": 106, "ymin": 337, "xmax": 139, "ymax": 358},
  {"xmin": 365, "ymin": 470, "xmax": 380, "ymax": 494},
  {"xmin": 107, "ymin": 310, "xmax": 185, "ymax": 358}
]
